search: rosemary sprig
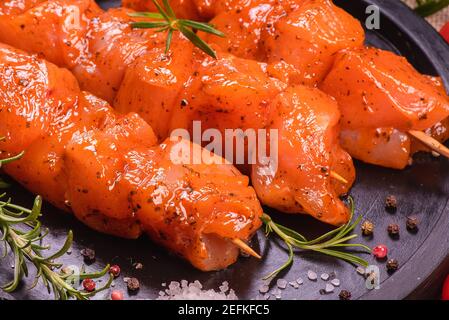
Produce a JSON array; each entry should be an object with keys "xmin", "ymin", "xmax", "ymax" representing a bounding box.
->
[
  {"xmin": 128, "ymin": 0, "xmax": 224, "ymax": 58},
  {"xmin": 415, "ymin": 0, "xmax": 449, "ymax": 17},
  {"xmin": 0, "ymin": 194, "xmax": 113, "ymax": 299},
  {"xmin": 0, "ymin": 145, "xmax": 112, "ymax": 299},
  {"xmin": 261, "ymin": 197, "xmax": 371, "ymax": 281}
]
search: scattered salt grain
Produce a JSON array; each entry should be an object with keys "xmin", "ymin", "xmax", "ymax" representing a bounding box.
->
[
  {"xmin": 277, "ymin": 279, "xmax": 288, "ymax": 289},
  {"xmin": 271, "ymin": 288, "xmax": 282, "ymax": 300},
  {"xmin": 161, "ymin": 283, "xmax": 166, "ymax": 287},
  {"xmin": 219, "ymin": 281, "xmax": 229, "ymax": 293},
  {"xmin": 356, "ymin": 267, "xmax": 366, "ymax": 276},
  {"xmin": 325, "ymin": 284, "xmax": 335, "ymax": 293},
  {"xmin": 289, "ymin": 281, "xmax": 299, "ymax": 289},
  {"xmin": 296, "ymin": 277, "xmax": 304, "ymax": 285},
  {"xmin": 157, "ymin": 280, "xmax": 237, "ymax": 300},
  {"xmin": 259, "ymin": 284, "xmax": 270, "ymax": 294},
  {"xmin": 307, "ymin": 270, "xmax": 318, "ymax": 281},
  {"xmin": 331, "ymin": 279, "xmax": 340, "ymax": 287},
  {"xmin": 321, "ymin": 273, "xmax": 329, "ymax": 281}
]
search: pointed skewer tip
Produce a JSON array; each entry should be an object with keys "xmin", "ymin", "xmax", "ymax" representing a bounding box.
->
[
  {"xmin": 330, "ymin": 171, "xmax": 348, "ymax": 184},
  {"xmin": 409, "ymin": 130, "xmax": 449, "ymax": 158},
  {"xmin": 231, "ymin": 239, "xmax": 262, "ymax": 259}
]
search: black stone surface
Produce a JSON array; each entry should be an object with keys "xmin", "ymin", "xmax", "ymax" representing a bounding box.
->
[{"xmin": 1, "ymin": 0, "xmax": 448, "ymax": 300}]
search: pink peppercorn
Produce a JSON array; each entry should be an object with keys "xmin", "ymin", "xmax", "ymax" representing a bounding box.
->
[
  {"xmin": 372, "ymin": 245, "xmax": 388, "ymax": 259},
  {"xmin": 82, "ymin": 278, "xmax": 96, "ymax": 292},
  {"xmin": 109, "ymin": 265, "xmax": 121, "ymax": 278}
]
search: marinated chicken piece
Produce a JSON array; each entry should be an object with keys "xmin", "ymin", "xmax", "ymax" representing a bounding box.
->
[
  {"xmin": 321, "ymin": 47, "xmax": 449, "ymax": 131},
  {"xmin": 189, "ymin": 0, "xmax": 364, "ymax": 85},
  {"xmin": 320, "ymin": 47, "xmax": 449, "ymax": 168},
  {"xmin": 340, "ymin": 128, "xmax": 411, "ymax": 170},
  {"xmin": 199, "ymin": 0, "xmax": 285, "ymax": 61},
  {"xmin": 260, "ymin": 0, "xmax": 365, "ymax": 86},
  {"xmin": 114, "ymin": 32, "xmax": 197, "ymax": 140},
  {"xmin": 0, "ymin": 43, "xmax": 263, "ymax": 271},
  {"xmin": 252, "ymin": 86, "xmax": 354, "ymax": 225},
  {"xmin": 0, "ymin": 0, "xmax": 164, "ymax": 102}
]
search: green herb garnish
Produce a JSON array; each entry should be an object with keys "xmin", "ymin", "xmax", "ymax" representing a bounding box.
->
[
  {"xmin": 128, "ymin": 0, "xmax": 224, "ymax": 58},
  {"xmin": 261, "ymin": 197, "xmax": 370, "ymax": 281},
  {"xmin": 415, "ymin": 0, "xmax": 449, "ymax": 17},
  {"xmin": 0, "ymin": 145, "xmax": 112, "ymax": 300}
]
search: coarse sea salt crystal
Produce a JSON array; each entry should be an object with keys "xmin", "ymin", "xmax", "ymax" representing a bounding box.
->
[
  {"xmin": 289, "ymin": 281, "xmax": 299, "ymax": 289},
  {"xmin": 307, "ymin": 270, "xmax": 318, "ymax": 281},
  {"xmin": 331, "ymin": 279, "xmax": 341, "ymax": 287},
  {"xmin": 219, "ymin": 281, "xmax": 229, "ymax": 293},
  {"xmin": 277, "ymin": 279, "xmax": 288, "ymax": 289},
  {"xmin": 259, "ymin": 284, "xmax": 269, "ymax": 294},
  {"xmin": 272, "ymin": 288, "xmax": 282, "ymax": 300},
  {"xmin": 356, "ymin": 267, "xmax": 366, "ymax": 276},
  {"xmin": 321, "ymin": 273, "xmax": 329, "ymax": 281},
  {"xmin": 157, "ymin": 281, "xmax": 238, "ymax": 300},
  {"xmin": 296, "ymin": 277, "xmax": 304, "ymax": 285},
  {"xmin": 325, "ymin": 284, "xmax": 335, "ymax": 293}
]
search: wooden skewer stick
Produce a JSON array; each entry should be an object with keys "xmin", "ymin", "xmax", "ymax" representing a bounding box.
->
[
  {"xmin": 408, "ymin": 130, "xmax": 449, "ymax": 158},
  {"xmin": 232, "ymin": 239, "xmax": 262, "ymax": 259},
  {"xmin": 330, "ymin": 171, "xmax": 348, "ymax": 184}
]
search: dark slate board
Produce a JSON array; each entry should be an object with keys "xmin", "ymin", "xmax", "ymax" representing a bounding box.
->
[{"xmin": 1, "ymin": 0, "xmax": 449, "ymax": 300}]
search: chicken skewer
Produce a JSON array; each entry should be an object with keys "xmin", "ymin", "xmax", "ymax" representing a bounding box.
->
[
  {"xmin": 0, "ymin": 0, "xmax": 355, "ymax": 226},
  {"xmin": 0, "ymin": 43, "xmax": 263, "ymax": 270},
  {"xmin": 129, "ymin": 0, "xmax": 449, "ymax": 167}
]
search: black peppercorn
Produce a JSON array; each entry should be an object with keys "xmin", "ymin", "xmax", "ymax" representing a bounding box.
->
[
  {"xmin": 126, "ymin": 277, "xmax": 140, "ymax": 292},
  {"xmin": 385, "ymin": 195, "xmax": 397, "ymax": 212},
  {"xmin": 406, "ymin": 216, "xmax": 419, "ymax": 232},
  {"xmin": 339, "ymin": 290, "xmax": 352, "ymax": 300},
  {"xmin": 387, "ymin": 223, "xmax": 400, "ymax": 237},
  {"xmin": 80, "ymin": 248, "xmax": 95, "ymax": 263},
  {"xmin": 386, "ymin": 259, "xmax": 399, "ymax": 273}
]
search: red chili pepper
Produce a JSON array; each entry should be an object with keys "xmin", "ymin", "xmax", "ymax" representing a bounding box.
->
[
  {"xmin": 109, "ymin": 265, "xmax": 121, "ymax": 278},
  {"xmin": 372, "ymin": 244, "xmax": 388, "ymax": 259},
  {"xmin": 440, "ymin": 22, "xmax": 449, "ymax": 44},
  {"xmin": 442, "ymin": 275, "xmax": 449, "ymax": 300},
  {"xmin": 82, "ymin": 278, "xmax": 96, "ymax": 292},
  {"xmin": 111, "ymin": 290, "xmax": 124, "ymax": 300}
]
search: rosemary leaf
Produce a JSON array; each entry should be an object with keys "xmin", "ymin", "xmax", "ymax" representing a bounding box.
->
[
  {"xmin": 0, "ymin": 186, "xmax": 112, "ymax": 298},
  {"xmin": 261, "ymin": 197, "xmax": 370, "ymax": 281},
  {"xmin": 129, "ymin": 0, "xmax": 223, "ymax": 58},
  {"xmin": 128, "ymin": 12, "xmax": 164, "ymax": 19},
  {"xmin": 178, "ymin": 25, "xmax": 218, "ymax": 59},
  {"xmin": 181, "ymin": 20, "xmax": 225, "ymax": 37}
]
